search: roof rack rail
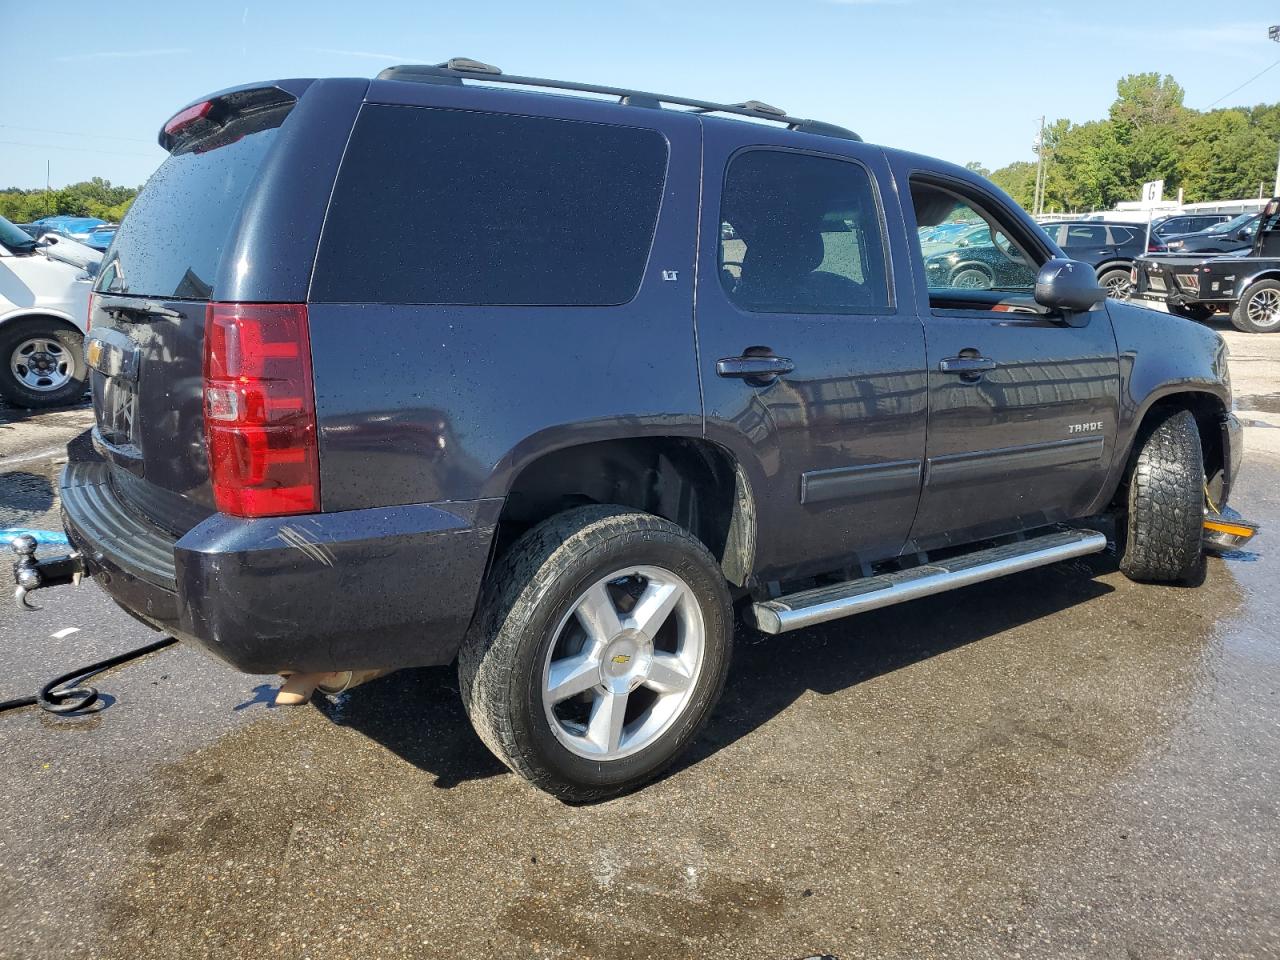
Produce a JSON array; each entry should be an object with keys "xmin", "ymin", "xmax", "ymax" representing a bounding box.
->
[{"xmin": 375, "ymin": 58, "xmax": 862, "ymax": 142}]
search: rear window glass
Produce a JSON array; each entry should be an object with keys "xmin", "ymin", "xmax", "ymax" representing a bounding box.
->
[
  {"xmin": 311, "ymin": 105, "xmax": 668, "ymax": 305},
  {"xmin": 95, "ymin": 105, "xmax": 289, "ymax": 300}
]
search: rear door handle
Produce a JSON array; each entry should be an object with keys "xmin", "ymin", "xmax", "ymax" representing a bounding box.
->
[
  {"xmin": 939, "ymin": 356, "xmax": 997, "ymax": 378},
  {"xmin": 716, "ymin": 355, "xmax": 795, "ymax": 382}
]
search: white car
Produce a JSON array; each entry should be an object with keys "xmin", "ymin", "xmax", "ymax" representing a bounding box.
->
[{"xmin": 0, "ymin": 216, "xmax": 100, "ymax": 408}]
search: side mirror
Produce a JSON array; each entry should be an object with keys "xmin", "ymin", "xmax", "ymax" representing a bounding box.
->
[{"xmin": 1035, "ymin": 258, "xmax": 1106, "ymax": 319}]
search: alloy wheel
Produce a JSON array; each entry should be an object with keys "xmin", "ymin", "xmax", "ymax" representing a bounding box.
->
[
  {"xmin": 541, "ymin": 565, "xmax": 705, "ymax": 760},
  {"xmin": 1247, "ymin": 289, "xmax": 1280, "ymax": 329}
]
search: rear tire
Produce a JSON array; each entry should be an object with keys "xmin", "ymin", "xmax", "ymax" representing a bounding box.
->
[
  {"xmin": 458, "ymin": 505, "xmax": 733, "ymax": 802},
  {"xmin": 1119, "ymin": 409, "xmax": 1205, "ymax": 584},
  {"xmin": 1231, "ymin": 280, "xmax": 1280, "ymax": 333},
  {"xmin": 0, "ymin": 320, "xmax": 87, "ymax": 409},
  {"xmin": 1167, "ymin": 302, "xmax": 1215, "ymax": 323}
]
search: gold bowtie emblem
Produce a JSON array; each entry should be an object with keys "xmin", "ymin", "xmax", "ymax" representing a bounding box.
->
[{"xmin": 611, "ymin": 654, "xmax": 632, "ymax": 665}]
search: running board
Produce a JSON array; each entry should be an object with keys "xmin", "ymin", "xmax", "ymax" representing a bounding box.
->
[{"xmin": 752, "ymin": 526, "xmax": 1108, "ymax": 634}]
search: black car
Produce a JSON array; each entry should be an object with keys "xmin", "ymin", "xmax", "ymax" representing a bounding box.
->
[
  {"xmin": 18, "ymin": 59, "xmax": 1247, "ymax": 801},
  {"xmin": 1134, "ymin": 198, "xmax": 1280, "ymax": 331},
  {"xmin": 1163, "ymin": 212, "xmax": 1260, "ymax": 254},
  {"xmin": 1040, "ymin": 221, "xmax": 1149, "ymax": 297},
  {"xmin": 1150, "ymin": 212, "xmax": 1232, "ymax": 243}
]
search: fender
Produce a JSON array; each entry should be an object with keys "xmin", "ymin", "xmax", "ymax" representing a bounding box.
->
[
  {"xmin": 1233, "ymin": 265, "xmax": 1280, "ymax": 298},
  {"xmin": 0, "ymin": 307, "xmax": 85, "ymax": 332},
  {"xmin": 1086, "ymin": 299, "xmax": 1230, "ymax": 514},
  {"xmin": 1093, "ymin": 258, "xmax": 1132, "ymax": 277}
]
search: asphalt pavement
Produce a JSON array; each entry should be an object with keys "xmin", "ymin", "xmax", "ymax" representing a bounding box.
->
[{"xmin": 0, "ymin": 324, "xmax": 1277, "ymax": 959}]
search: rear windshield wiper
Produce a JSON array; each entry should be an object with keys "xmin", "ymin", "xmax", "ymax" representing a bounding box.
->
[{"xmin": 102, "ymin": 301, "xmax": 185, "ymax": 322}]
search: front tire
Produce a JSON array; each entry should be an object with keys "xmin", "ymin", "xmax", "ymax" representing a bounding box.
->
[
  {"xmin": 1119, "ymin": 409, "xmax": 1205, "ymax": 584},
  {"xmin": 0, "ymin": 321, "xmax": 87, "ymax": 408},
  {"xmin": 458, "ymin": 506, "xmax": 733, "ymax": 802},
  {"xmin": 950, "ymin": 266, "xmax": 993, "ymax": 289},
  {"xmin": 1098, "ymin": 267, "xmax": 1132, "ymax": 300},
  {"xmin": 1231, "ymin": 280, "xmax": 1280, "ymax": 333}
]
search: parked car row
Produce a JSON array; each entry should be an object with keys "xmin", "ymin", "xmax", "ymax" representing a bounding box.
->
[
  {"xmin": 922, "ymin": 219, "xmax": 1144, "ymax": 298},
  {"xmin": 1133, "ymin": 197, "xmax": 1280, "ymax": 332}
]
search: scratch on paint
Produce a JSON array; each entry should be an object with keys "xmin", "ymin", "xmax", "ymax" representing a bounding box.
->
[{"xmin": 276, "ymin": 524, "xmax": 336, "ymax": 567}]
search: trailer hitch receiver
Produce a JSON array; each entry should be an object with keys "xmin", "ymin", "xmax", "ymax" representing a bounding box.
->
[{"xmin": 11, "ymin": 534, "xmax": 85, "ymax": 610}]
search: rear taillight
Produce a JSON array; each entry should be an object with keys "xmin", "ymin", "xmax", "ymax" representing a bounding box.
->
[
  {"xmin": 164, "ymin": 100, "xmax": 213, "ymax": 138},
  {"xmin": 203, "ymin": 302, "xmax": 319, "ymax": 517}
]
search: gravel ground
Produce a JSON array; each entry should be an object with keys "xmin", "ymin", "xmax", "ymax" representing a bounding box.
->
[{"xmin": 0, "ymin": 321, "xmax": 1277, "ymax": 959}]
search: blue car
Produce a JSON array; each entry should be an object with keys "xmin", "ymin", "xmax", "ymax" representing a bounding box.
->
[
  {"xmin": 84, "ymin": 224, "xmax": 118, "ymax": 251},
  {"xmin": 31, "ymin": 215, "xmax": 108, "ymax": 242}
]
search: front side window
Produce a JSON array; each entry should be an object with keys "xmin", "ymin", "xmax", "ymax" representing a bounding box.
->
[
  {"xmin": 312, "ymin": 105, "xmax": 669, "ymax": 306},
  {"xmin": 909, "ymin": 179, "xmax": 1040, "ymax": 299},
  {"xmin": 718, "ymin": 150, "xmax": 890, "ymax": 314}
]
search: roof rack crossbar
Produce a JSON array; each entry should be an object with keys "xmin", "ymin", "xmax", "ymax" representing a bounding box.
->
[{"xmin": 374, "ymin": 60, "xmax": 861, "ymax": 141}]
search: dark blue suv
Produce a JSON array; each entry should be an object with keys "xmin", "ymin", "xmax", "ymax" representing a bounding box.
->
[{"xmin": 29, "ymin": 60, "xmax": 1245, "ymax": 800}]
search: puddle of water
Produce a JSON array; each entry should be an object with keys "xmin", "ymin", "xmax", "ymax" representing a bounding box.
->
[{"xmin": 1234, "ymin": 394, "xmax": 1280, "ymax": 414}]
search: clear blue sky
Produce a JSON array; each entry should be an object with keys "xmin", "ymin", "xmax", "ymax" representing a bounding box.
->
[{"xmin": 3, "ymin": 0, "xmax": 1279, "ymax": 189}]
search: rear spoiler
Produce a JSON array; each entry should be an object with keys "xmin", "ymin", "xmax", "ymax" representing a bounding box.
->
[{"xmin": 157, "ymin": 79, "xmax": 313, "ymax": 152}]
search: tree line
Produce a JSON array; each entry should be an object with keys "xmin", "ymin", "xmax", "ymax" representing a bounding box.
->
[
  {"xmin": 974, "ymin": 73, "xmax": 1280, "ymax": 213},
  {"xmin": 0, "ymin": 178, "xmax": 138, "ymax": 224}
]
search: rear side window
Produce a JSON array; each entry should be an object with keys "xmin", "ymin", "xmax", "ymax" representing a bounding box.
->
[
  {"xmin": 718, "ymin": 150, "xmax": 890, "ymax": 315},
  {"xmin": 1065, "ymin": 225, "xmax": 1105, "ymax": 244},
  {"xmin": 312, "ymin": 105, "xmax": 668, "ymax": 305},
  {"xmin": 96, "ymin": 105, "xmax": 289, "ymax": 300}
]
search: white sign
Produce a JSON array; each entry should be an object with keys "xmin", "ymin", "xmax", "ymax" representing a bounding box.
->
[{"xmin": 1140, "ymin": 180, "xmax": 1164, "ymax": 208}]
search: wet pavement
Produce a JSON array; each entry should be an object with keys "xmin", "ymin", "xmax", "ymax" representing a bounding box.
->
[{"xmin": 0, "ymin": 327, "xmax": 1278, "ymax": 959}]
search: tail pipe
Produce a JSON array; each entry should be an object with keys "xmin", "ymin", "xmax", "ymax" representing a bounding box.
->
[{"xmin": 11, "ymin": 535, "xmax": 86, "ymax": 610}]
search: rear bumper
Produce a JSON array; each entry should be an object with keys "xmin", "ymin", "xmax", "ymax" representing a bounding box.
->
[{"xmin": 60, "ymin": 461, "xmax": 500, "ymax": 674}]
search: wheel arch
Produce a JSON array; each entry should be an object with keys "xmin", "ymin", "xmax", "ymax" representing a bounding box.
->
[
  {"xmin": 1094, "ymin": 259, "xmax": 1132, "ymax": 278},
  {"xmin": 486, "ymin": 436, "xmax": 757, "ymax": 588},
  {"xmin": 1235, "ymin": 269, "xmax": 1280, "ymax": 297},
  {"xmin": 0, "ymin": 308, "xmax": 84, "ymax": 335},
  {"xmin": 1107, "ymin": 390, "xmax": 1228, "ymax": 510}
]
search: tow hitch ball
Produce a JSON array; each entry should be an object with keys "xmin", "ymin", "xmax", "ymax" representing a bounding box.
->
[{"xmin": 11, "ymin": 535, "xmax": 85, "ymax": 610}]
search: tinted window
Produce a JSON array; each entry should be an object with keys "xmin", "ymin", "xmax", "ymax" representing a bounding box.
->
[
  {"xmin": 96, "ymin": 106, "xmax": 289, "ymax": 299},
  {"xmin": 312, "ymin": 106, "xmax": 668, "ymax": 305},
  {"xmin": 1107, "ymin": 226, "xmax": 1136, "ymax": 244},
  {"xmin": 1065, "ymin": 225, "xmax": 1106, "ymax": 245},
  {"xmin": 718, "ymin": 150, "xmax": 889, "ymax": 314},
  {"xmin": 1038, "ymin": 223, "xmax": 1063, "ymax": 244}
]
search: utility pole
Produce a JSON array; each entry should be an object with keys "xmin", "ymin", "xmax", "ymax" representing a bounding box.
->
[
  {"xmin": 45, "ymin": 159, "xmax": 50, "ymax": 216},
  {"xmin": 1033, "ymin": 115, "xmax": 1046, "ymax": 217},
  {"xmin": 1270, "ymin": 26, "xmax": 1279, "ymax": 198}
]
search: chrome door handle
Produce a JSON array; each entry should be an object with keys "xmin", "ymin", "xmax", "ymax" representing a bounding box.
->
[
  {"xmin": 939, "ymin": 356, "xmax": 997, "ymax": 375},
  {"xmin": 716, "ymin": 355, "xmax": 795, "ymax": 382}
]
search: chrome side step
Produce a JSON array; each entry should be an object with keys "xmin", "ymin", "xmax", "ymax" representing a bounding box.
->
[{"xmin": 752, "ymin": 526, "xmax": 1107, "ymax": 634}]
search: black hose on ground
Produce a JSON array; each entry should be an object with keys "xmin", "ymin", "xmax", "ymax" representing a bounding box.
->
[{"xmin": 0, "ymin": 635, "xmax": 177, "ymax": 715}]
